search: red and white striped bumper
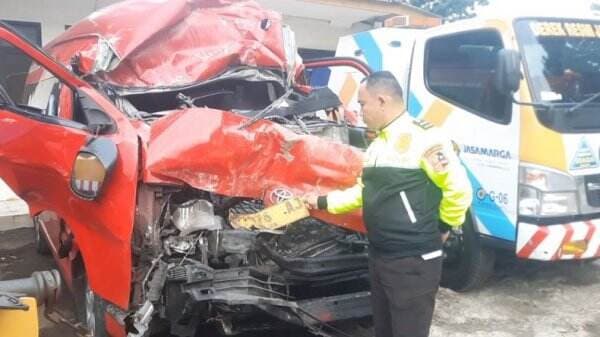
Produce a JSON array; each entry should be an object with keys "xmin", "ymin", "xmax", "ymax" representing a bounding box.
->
[{"xmin": 516, "ymin": 220, "xmax": 600, "ymax": 260}]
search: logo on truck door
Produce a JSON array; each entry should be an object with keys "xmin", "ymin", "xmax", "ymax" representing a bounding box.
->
[
  {"xmin": 462, "ymin": 145, "xmax": 512, "ymax": 159},
  {"xmin": 570, "ymin": 137, "xmax": 599, "ymax": 170}
]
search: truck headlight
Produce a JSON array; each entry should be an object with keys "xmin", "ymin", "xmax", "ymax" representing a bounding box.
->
[{"xmin": 518, "ymin": 164, "xmax": 578, "ymax": 217}]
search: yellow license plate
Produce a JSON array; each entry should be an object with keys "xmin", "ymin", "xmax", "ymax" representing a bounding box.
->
[
  {"xmin": 229, "ymin": 197, "xmax": 309, "ymax": 230},
  {"xmin": 562, "ymin": 240, "xmax": 588, "ymax": 255}
]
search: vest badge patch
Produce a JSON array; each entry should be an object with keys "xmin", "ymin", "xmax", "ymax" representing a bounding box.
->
[
  {"xmin": 395, "ymin": 133, "xmax": 412, "ymax": 154},
  {"xmin": 424, "ymin": 144, "xmax": 449, "ymax": 172}
]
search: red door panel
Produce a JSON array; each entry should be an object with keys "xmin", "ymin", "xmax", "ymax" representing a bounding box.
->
[{"xmin": 0, "ymin": 24, "xmax": 139, "ymax": 309}]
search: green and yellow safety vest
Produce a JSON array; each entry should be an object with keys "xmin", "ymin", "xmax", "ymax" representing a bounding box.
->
[{"xmin": 319, "ymin": 113, "xmax": 472, "ymax": 257}]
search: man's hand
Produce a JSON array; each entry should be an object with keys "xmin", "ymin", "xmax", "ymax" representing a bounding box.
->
[
  {"xmin": 441, "ymin": 231, "xmax": 450, "ymax": 243},
  {"xmin": 439, "ymin": 220, "xmax": 453, "ymax": 243},
  {"xmin": 303, "ymin": 194, "xmax": 319, "ymax": 210}
]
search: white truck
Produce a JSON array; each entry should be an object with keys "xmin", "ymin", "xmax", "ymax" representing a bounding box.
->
[{"xmin": 329, "ymin": 11, "xmax": 600, "ymax": 291}]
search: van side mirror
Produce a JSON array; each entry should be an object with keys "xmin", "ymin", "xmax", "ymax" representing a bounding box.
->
[
  {"xmin": 494, "ymin": 49, "xmax": 522, "ymax": 94},
  {"xmin": 70, "ymin": 138, "xmax": 118, "ymax": 200}
]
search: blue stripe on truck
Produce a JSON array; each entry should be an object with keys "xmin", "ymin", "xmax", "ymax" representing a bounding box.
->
[
  {"xmin": 353, "ymin": 32, "xmax": 382, "ymax": 72},
  {"xmin": 408, "ymin": 93, "xmax": 422, "ymax": 117},
  {"xmin": 465, "ymin": 166, "xmax": 516, "ymax": 242}
]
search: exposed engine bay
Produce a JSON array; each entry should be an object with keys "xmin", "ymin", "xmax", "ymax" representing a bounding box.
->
[
  {"xmin": 111, "ymin": 71, "xmax": 374, "ymax": 336},
  {"xmin": 76, "ymin": 55, "xmax": 375, "ymax": 334},
  {"xmin": 131, "ymin": 188, "xmax": 370, "ymax": 336}
]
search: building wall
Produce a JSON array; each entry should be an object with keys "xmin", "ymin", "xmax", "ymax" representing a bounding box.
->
[
  {"xmin": 2, "ymin": 0, "xmax": 438, "ymax": 49},
  {"xmin": 0, "ymin": 0, "xmax": 96, "ymax": 44},
  {"xmin": 256, "ymin": 0, "xmax": 440, "ymax": 51}
]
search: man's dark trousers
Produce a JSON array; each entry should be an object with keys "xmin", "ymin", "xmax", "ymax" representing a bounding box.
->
[{"xmin": 369, "ymin": 254, "xmax": 443, "ymax": 337}]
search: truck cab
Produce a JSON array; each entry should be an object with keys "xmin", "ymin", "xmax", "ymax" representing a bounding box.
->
[{"xmin": 331, "ymin": 13, "xmax": 600, "ymax": 291}]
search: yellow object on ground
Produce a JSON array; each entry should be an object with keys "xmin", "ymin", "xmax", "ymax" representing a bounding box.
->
[
  {"xmin": 0, "ymin": 297, "xmax": 38, "ymax": 337},
  {"xmin": 230, "ymin": 197, "xmax": 309, "ymax": 230}
]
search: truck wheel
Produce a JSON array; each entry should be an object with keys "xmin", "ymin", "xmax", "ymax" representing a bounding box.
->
[
  {"xmin": 441, "ymin": 216, "xmax": 495, "ymax": 292},
  {"xmin": 34, "ymin": 218, "xmax": 51, "ymax": 255},
  {"xmin": 74, "ymin": 276, "xmax": 108, "ymax": 337}
]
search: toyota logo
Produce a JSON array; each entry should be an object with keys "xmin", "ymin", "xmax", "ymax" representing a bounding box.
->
[{"xmin": 269, "ymin": 188, "xmax": 294, "ymax": 204}]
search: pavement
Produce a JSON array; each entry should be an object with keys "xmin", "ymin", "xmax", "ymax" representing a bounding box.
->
[
  {"xmin": 1, "ymin": 215, "xmax": 599, "ymax": 337},
  {"xmin": 0, "ymin": 228, "xmax": 76, "ymax": 337}
]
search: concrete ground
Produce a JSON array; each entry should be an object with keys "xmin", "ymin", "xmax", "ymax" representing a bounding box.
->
[
  {"xmin": 0, "ymin": 225, "xmax": 599, "ymax": 337},
  {"xmin": 0, "ymin": 227, "xmax": 78, "ymax": 337},
  {"xmin": 431, "ymin": 256, "xmax": 600, "ymax": 337}
]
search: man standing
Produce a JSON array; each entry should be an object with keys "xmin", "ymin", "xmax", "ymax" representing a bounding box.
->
[{"xmin": 305, "ymin": 71, "xmax": 472, "ymax": 337}]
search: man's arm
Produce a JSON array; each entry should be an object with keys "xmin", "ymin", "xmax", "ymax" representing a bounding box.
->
[
  {"xmin": 317, "ymin": 178, "xmax": 364, "ymax": 214},
  {"xmin": 419, "ymin": 138, "xmax": 473, "ymax": 232}
]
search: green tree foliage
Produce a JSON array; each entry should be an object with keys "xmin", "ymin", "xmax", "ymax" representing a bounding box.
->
[{"xmin": 407, "ymin": 0, "xmax": 489, "ymax": 20}]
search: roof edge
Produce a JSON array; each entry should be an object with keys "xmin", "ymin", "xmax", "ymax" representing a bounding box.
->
[{"xmin": 301, "ymin": 0, "xmax": 442, "ymax": 19}]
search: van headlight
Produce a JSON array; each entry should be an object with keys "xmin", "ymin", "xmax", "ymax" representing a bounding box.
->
[{"xmin": 518, "ymin": 164, "xmax": 578, "ymax": 217}]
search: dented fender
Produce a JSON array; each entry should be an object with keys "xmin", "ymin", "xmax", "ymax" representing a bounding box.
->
[{"xmin": 144, "ymin": 107, "xmax": 366, "ymax": 233}]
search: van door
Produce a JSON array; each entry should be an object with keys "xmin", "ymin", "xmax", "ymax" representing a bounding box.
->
[
  {"xmin": 408, "ymin": 26, "xmax": 520, "ymax": 243},
  {"xmin": 0, "ymin": 23, "xmax": 139, "ymax": 309}
]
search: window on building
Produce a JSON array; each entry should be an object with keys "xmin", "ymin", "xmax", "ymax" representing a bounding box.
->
[
  {"xmin": 0, "ymin": 20, "xmax": 42, "ymax": 46},
  {"xmin": 425, "ymin": 29, "xmax": 511, "ymax": 124}
]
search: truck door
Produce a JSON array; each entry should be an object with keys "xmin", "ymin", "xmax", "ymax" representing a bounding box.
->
[
  {"xmin": 408, "ymin": 27, "xmax": 520, "ymax": 243},
  {"xmin": 0, "ymin": 23, "xmax": 139, "ymax": 309}
]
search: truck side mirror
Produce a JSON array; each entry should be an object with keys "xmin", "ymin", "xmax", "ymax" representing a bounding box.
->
[{"xmin": 494, "ymin": 49, "xmax": 521, "ymax": 94}]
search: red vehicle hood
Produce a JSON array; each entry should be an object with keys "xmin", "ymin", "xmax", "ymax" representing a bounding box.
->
[
  {"xmin": 143, "ymin": 108, "xmax": 365, "ymax": 232},
  {"xmin": 45, "ymin": 0, "xmax": 289, "ymax": 89}
]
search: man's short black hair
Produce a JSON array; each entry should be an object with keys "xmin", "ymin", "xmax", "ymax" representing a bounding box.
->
[{"xmin": 362, "ymin": 71, "xmax": 404, "ymax": 101}]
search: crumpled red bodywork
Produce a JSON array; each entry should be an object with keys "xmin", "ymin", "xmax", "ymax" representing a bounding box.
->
[
  {"xmin": 145, "ymin": 107, "xmax": 365, "ymax": 232},
  {"xmin": 46, "ymin": 0, "xmax": 289, "ymax": 89},
  {"xmin": 32, "ymin": 0, "xmax": 366, "ymax": 311}
]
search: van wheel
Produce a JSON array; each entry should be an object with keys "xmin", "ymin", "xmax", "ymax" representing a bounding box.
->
[
  {"xmin": 74, "ymin": 276, "xmax": 108, "ymax": 337},
  {"xmin": 34, "ymin": 218, "xmax": 51, "ymax": 255},
  {"xmin": 441, "ymin": 216, "xmax": 495, "ymax": 292}
]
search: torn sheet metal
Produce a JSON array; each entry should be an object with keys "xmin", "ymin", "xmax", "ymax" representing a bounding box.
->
[
  {"xmin": 45, "ymin": 0, "xmax": 289, "ymax": 89},
  {"xmin": 145, "ymin": 107, "xmax": 366, "ymax": 233}
]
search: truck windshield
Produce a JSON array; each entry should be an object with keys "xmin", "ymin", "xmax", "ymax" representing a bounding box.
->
[{"xmin": 515, "ymin": 19, "xmax": 600, "ymax": 132}]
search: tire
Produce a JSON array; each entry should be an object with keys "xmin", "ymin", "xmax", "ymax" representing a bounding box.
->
[
  {"xmin": 34, "ymin": 218, "xmax": 51, "ymax": 255},
  {"xmin": 74, "ymin": 276, "xmax": 108, "ymax": 337},
  {"xmin": 441, "ymin": 215, "xmax": 496, "ymax": 292}
]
